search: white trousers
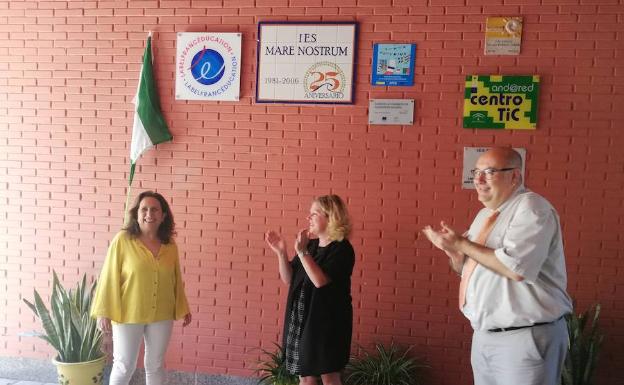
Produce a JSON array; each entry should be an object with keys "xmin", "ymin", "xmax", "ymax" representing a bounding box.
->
[
  {"xmin": 471, "ymin": 317, "xmax": 568, "ymax": 385},
  {"xmin": 110, "ymin": 319, "xmax": 174, "ymax": 385}
]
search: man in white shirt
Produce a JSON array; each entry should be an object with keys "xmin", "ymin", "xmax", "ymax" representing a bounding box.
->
[{"xmin": 422, "ymin": 147, "xmax": 572, "ymax": 385}]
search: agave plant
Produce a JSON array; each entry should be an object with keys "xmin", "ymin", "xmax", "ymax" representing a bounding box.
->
[
  {"xmin": 561, "ymin": 304, "xmax": 603, "ymax": 385},
  {"xmin": 254, "ymin": 343, "xmax": 299, "ymax": 385},
  {"xmin": 345, "ymin": 342, "xmax": 427, "ymax": 385},
  {"xmin": 23, "ymin": 271, "xmax": 103, "ymax": 363}
]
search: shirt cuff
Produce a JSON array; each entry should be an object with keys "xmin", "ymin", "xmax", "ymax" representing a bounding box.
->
[{"xmin": 494, "ymin": 247, "xmax": 536, "ymax": 283}]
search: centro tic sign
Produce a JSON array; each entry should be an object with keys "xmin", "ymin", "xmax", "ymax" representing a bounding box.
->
[
  {"xmin": 176, "ymin": 32, "xmax": 242, "ymax": 101},
  {"xmin": 463, "ymin": 75, "xmax": 540, "ymax": 130}
]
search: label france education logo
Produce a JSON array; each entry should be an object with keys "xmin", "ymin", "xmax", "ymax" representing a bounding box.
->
[
  {"xmin": 190, "ymin": 48, "xmax": 225, "ymax": 86},
  {"xmin": 176, "ymin": 32, "xmax": 241, "ymax": 101}
]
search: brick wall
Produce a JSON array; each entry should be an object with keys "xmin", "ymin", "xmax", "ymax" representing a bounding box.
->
[{"xmin": 1, "ymin": 1, "xmax": 622, "ymax": 384}]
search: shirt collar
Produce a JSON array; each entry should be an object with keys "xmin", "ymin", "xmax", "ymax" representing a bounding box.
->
[{"xmin": 490, "ymin": 185, "xmax": 526, "ymax": 214}]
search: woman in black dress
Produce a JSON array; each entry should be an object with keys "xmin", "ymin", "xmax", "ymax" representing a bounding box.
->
[{"xmin": 265, "ymin": 194, "xmax": 355, "ymax": 385}]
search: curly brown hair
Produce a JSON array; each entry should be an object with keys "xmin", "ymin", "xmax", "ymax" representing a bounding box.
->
[{"xmin": 123, "ymin": 191, "xmax": 176, "ymax": 244}]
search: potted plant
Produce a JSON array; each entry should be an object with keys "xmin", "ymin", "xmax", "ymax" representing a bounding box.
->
[
  {"xmin": 561, "ymin": 303, "xmax": 604, "ymax": 385},
  {"xmin": 344, "ymin": 342, "xmax": 427, "ymax": 385},
  {"xmin": 23, "ymin": 271, "xmax": 105, "ymax": 385},
  {"xmin": 254, "ymin": 343, "xmax": 299, "ymax": 385}
]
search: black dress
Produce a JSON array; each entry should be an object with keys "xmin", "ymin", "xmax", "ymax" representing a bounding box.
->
[{"xmin": 282, "ymin": 238, "xmax": 355, "ymax": 376}]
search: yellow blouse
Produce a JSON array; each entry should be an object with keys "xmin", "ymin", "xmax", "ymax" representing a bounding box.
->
[{"xmin": 90, "ymin": 231, "xmax": 190, "ymax": 324}]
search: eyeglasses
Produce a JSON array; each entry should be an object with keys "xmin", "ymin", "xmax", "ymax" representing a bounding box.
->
[{"xmin": 470, "ymin": 167, "xmax": 516, "ymax": 180}]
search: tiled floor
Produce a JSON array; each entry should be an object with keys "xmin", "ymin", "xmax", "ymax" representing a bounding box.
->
[{"xmin": 0, "ymin": 380, "xmax": 56, "ymax": 385}]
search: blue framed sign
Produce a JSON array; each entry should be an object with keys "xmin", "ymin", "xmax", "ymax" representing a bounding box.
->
[
  {"xmin": 256, "ymin": 21, "xmax": 358, "ymax": 104},
  {"xmin": 371, "ymin": 43, "xmax": 416, "ymax": 87}
]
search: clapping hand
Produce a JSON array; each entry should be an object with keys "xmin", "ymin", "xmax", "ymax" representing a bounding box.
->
[
  {"xmin": 295, "ymin": 229, "xmax": 310, "ymax": 255},
  {"xmin": 422, "ymin": 221, "xmax": 461, "ymax": 253},
  {"xmin": 265, "ymin": 230, "xmax": 287, "ymax": 256}
]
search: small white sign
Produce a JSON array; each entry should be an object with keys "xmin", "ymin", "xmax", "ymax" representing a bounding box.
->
[
  {"xmin": 485, "ymin": 17, "xmax": 523, "ymax": 56},
  {"xmin": 176, "ymin": 32, "xmax": 241, "ymax": 101},
  {"xmin": 369, "ymin": 99, "xmax": 414, "ymax": 125},
  {"xmin": 462, "ymin": 147, "xmax": 526, "ymax": 189}
]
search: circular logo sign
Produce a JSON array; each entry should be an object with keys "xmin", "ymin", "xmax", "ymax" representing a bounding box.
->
[
  {"xmin": 303, "ymin": 62, "xmax": 346, "ymax": 101},
  {"xmin": 189, "ymin": 48, "xmax": 225, "ymax": 86},
  {"xmin": 176, "ymin": 33, "xmax": 240, "ymax": 100}
]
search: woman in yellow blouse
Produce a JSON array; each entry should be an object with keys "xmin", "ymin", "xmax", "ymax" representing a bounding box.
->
[{"xmin": 91, "ymin": 191, "xmax": 192, "ymax": 385}]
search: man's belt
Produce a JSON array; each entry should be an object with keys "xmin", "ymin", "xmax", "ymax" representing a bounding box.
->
[{"xmin": 488, "ymin": 316, "xmax": 564, "ymax": 333}]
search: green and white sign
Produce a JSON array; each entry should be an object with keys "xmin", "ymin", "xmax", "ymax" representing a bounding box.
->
[{"xmin": 463, "ymin": 75, "xmax": 540, "ymax": 129}]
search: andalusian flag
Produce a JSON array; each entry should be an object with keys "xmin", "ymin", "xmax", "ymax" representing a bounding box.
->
[{"xmin": 129, "ymin": 32, "xmax": 172, "ymax": 186}]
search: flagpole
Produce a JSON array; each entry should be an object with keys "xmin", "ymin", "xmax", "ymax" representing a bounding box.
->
[{"xmin": 124, "ymin": 183, "xmax": 133, "ymax": 225}]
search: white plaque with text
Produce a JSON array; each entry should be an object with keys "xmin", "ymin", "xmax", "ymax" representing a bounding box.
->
[
  {"xmin": 256, "ymin": 22, "xmax": 357, "ymax": 104},
  {"xmin": 369, "ymin": 99, "xmax": 414, "ymax": 125}
]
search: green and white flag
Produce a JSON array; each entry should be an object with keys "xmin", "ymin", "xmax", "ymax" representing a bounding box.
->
[{"xmin": 129, "ymin": 32, "xmax": 172, "ymax": 186}]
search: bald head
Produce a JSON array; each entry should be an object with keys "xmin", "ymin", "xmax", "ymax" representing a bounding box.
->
[
  {"xmin": 482, "ymin": 147, "xmax": 522, "ymax": 169},
  {"xmin": 473, "ymin": 147, "xmax": 523, "ymax": 209}
]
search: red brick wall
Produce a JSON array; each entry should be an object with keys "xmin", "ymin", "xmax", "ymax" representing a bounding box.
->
[{"xmin": 1, "ymin": 1, "xmax": 622, "ymax": 384}]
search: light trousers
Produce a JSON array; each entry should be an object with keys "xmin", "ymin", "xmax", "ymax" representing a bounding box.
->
[
  {"xmin": 110, "ymin": 319, "xmax": 174, "ymax": 385},
  {"xmin": 471, "ymin": 317, "xmax": 568, "ymax": 385}
]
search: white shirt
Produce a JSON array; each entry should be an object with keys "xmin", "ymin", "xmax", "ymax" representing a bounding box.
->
[{"xmin": 461, "ymin": 187, "xmax": 573, "ymax": 331}]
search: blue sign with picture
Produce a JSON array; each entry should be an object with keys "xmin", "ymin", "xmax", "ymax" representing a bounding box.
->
[{"xmin": 371, "ymin": 43, "xmax": 416, "ymax": 87}]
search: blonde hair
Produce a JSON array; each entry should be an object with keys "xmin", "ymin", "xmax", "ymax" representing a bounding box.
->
[{"xmin": 314, "ymin": 194, "xmax": 351, "ymax": 241}]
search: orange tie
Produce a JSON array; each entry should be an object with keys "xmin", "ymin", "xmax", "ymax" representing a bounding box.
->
[{"xmin": 458, "ymin": 211, "xmax": 500, "ymax": 309}]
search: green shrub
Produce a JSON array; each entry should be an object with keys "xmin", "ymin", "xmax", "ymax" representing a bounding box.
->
[
  {"xmin": 345, "ymin": 342, "xmax": 427, "ymax": 385},
  {"xmin": 561, "ymin": 304, "xmax": 603, "ymax": 385},
  {"xmin": 23, "ymin": 271, "xmax": 103, "ymax": 363},
  {"xmin": 254, "ymin": 343, "xmax": 299, "ymax": 385}
]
